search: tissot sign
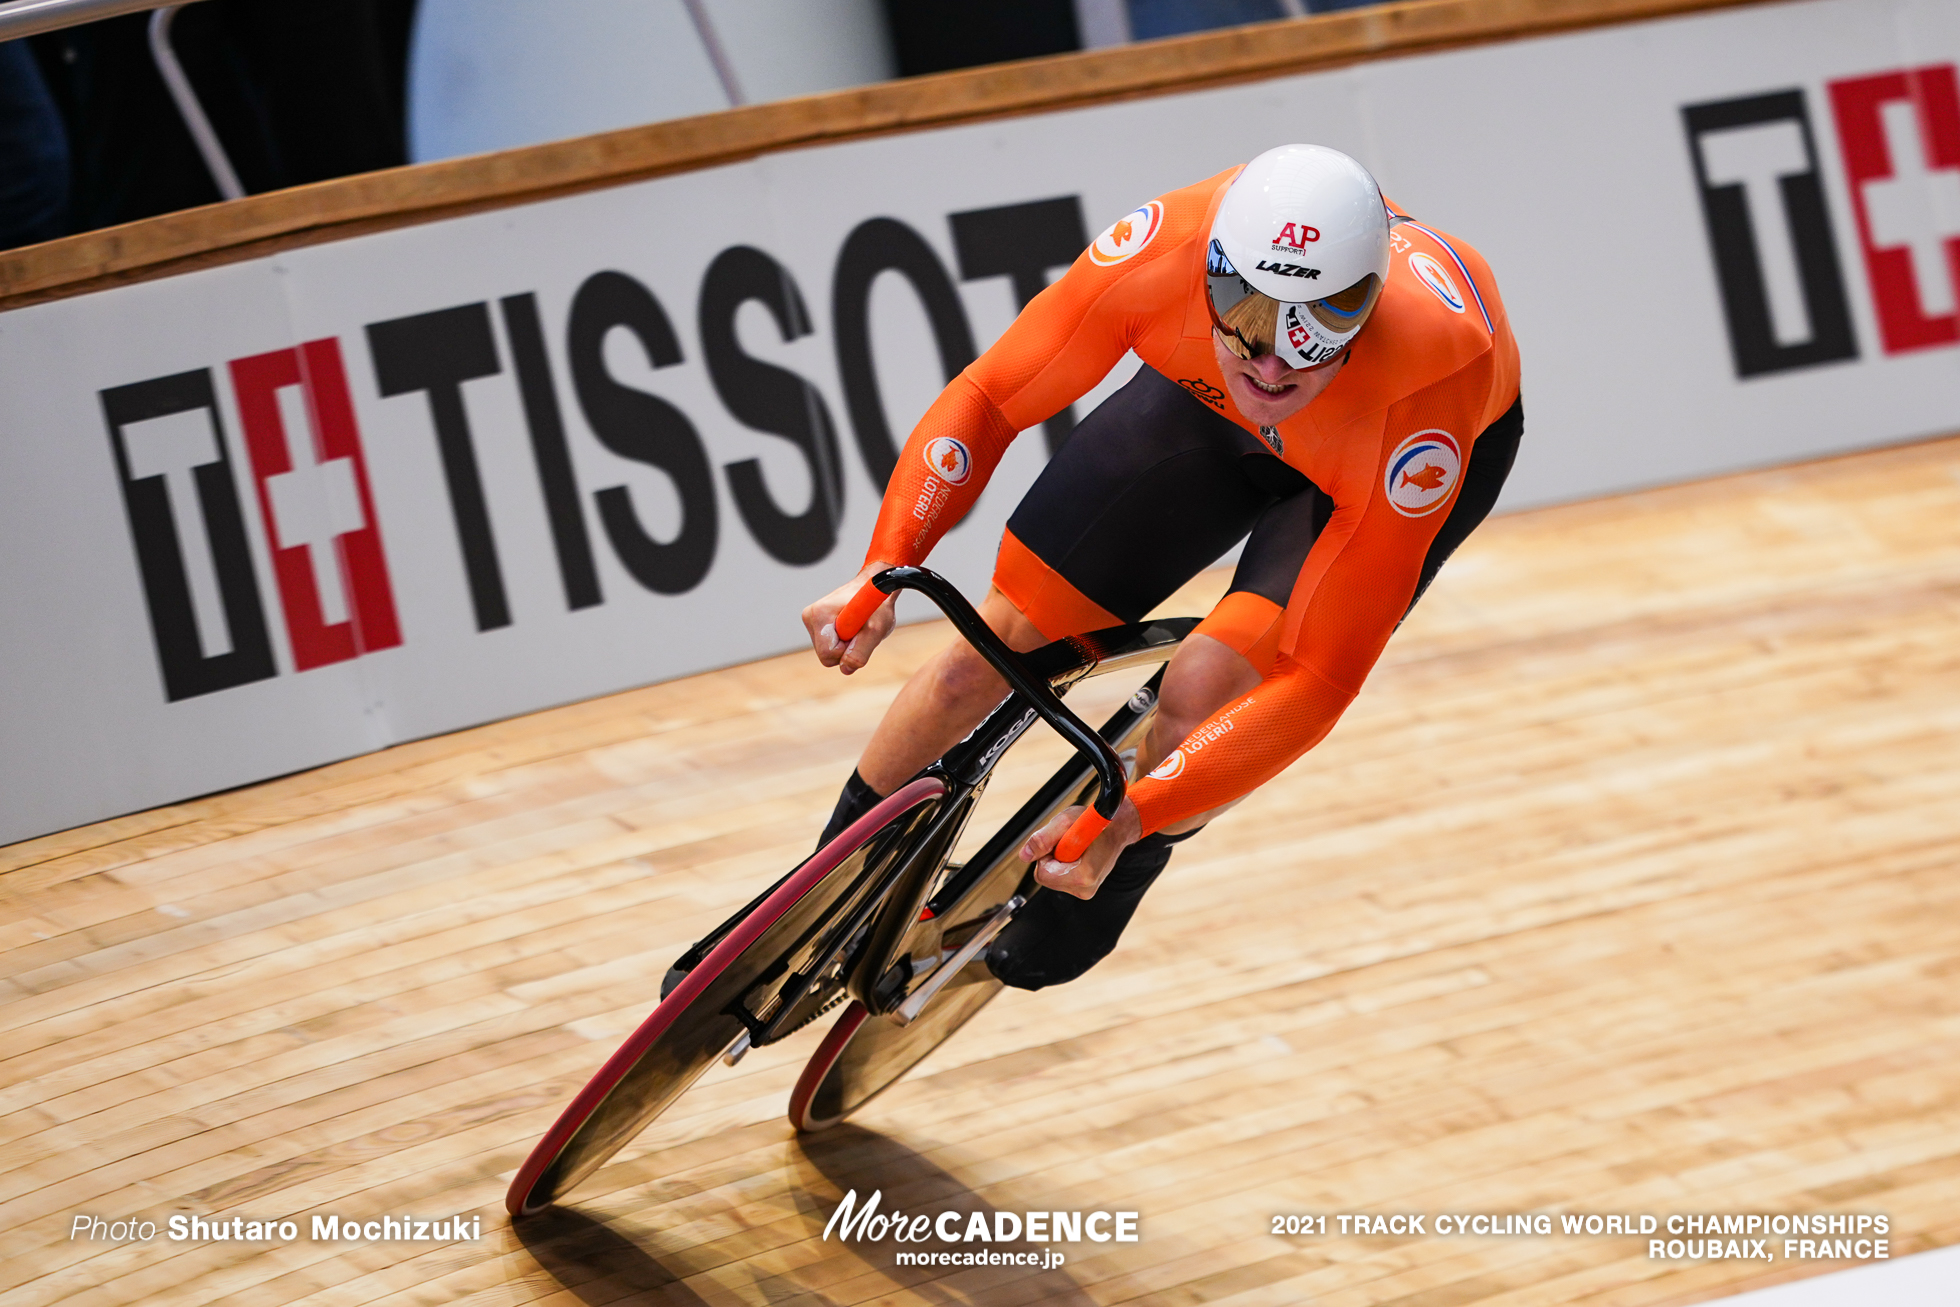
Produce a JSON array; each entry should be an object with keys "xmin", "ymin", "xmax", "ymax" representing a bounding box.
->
[
  {"xmin": 1685, "ymin": 64, "xmax": 1960, "ymax": 377},
  {"xmin": 96, "ymin": 204, "xmax": 1100, "ymax": 703},
  {"xmin": 2, "ymin": 0, "xmax": 1956, "ymax": 843}
]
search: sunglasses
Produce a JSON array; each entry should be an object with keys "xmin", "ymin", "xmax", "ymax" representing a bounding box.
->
[{"xmin": 1206, "ymin": 240, "xmax": 1380, "ymax": 365}]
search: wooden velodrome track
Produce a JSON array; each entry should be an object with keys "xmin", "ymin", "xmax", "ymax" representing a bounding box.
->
[{"xmin": 5, "ymin": 434, "xmax": 1959, "ymax": 1306}]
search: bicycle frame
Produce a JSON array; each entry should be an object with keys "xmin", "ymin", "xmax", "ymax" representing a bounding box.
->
[{"xmin": 835, "ymin": 567, "xmax": 1195, "ymax": 1021}]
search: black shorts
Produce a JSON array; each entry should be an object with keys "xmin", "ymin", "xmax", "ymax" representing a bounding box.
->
[{"xmin": 996, "ymin": 366, "xmax": 1522, "ymax": 634}]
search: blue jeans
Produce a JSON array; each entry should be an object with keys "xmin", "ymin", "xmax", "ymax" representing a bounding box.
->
[{"xmin": 0, "ymin": 40, "xmax": 69, "ymax": 247}]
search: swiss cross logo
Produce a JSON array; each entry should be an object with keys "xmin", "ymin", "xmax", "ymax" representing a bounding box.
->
[
  {"xmin": 104, "ymin": 339, "xmax": 401, "ymax": 701},
  {"xmin": 1684, "ymin": 63, "xmax": 1960, "ymax": 377},
  {"xmin": 1829, "ymin": 65, "xmax": 1960, "ymax": 354},
  {"xmin": 232, "ymin": 340, "xmax": 402, "ymax": 671}
]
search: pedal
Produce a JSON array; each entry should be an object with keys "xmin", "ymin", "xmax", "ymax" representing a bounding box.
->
[{"xmin": 893, "ymin": 896, "xmax": 1024, "ymax": 1026}]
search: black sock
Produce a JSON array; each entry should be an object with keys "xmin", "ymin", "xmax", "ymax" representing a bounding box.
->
[
  {"xmin": 986, "ymin": 825, "xmax": 1205, "ymax": 991},
  {"xmin": 819, "ymin": 768, "xmax": 886, "ymax": 849}
]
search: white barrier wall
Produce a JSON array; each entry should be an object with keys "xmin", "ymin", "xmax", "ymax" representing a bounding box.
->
[{"xmin": 2, "ymin": 0, "xmax": 1957, "ymax": 844}]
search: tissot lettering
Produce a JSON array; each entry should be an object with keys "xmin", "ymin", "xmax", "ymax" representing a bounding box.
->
[
  {"xmin": 103, "ymin": 370, "xmax": 279, "ymax": 701},
  {"xmin": 365, "ymin": 301, "xmax": 513, "ymax": 630},
  {"xmin": 832, "ymin": 217, "xmax": 978, "ymax": 488},
  {"xmin": 950, "ymin": 196, "xmax": 1090, "ymax": 454},
  {"xmin": 700, "ymin": 245, "xmax": 845, "ymax": 567},
  {"xmin": 501, "ymin": 291, "xmax": 604, "ymax": 611},
  {"xmin": 1682, "ymin": 89, "xmax": 1858, "ymax": 377},
  {"xmin": 93, "ymin": 199, "xmax": 1089, "ymax": 708},
  {"xmin": 567, "ymin": 270, "xmax": 719, "ymax": 596}
]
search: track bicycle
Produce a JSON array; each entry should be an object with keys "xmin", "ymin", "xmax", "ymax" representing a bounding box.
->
[{"xmin": 505, "ymin": 566, "xmax": 1195, "ymax": 1217}]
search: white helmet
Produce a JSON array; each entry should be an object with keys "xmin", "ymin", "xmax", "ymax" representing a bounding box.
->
[{"xmin": 1206, "ymin": 144, "xmax": 1391, "ymax": 370}]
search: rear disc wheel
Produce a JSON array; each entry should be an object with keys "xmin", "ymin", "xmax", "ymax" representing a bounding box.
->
[{"xmin": 505, "ymin": 777, "xmax": 945, "ymax": 1216}]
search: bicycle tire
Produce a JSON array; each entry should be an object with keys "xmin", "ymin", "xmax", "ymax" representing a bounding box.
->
[
  {"xmin": 505, "ymin": 776, "xmax": 945, "ymax": 1217},
  {"xmin": 788, "ymin": 969, "xmax": 1003, "ymax": 1132}
]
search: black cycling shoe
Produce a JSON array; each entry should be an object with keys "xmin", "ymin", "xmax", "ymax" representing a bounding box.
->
[{"xmin": 984, "ymin": 826, "xmax": 1202, "ymax": 991}]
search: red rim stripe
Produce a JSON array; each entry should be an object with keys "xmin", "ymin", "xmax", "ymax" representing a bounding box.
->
[{"xmin": 505, "ymin": 776, "xmax": 945, "ymax": 1216}]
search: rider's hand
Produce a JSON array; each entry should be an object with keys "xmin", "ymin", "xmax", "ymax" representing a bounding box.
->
[
  {"xmin": 803, "ymin": 561, "xmax": 899, "ymax": 675},
  {"xmin": 1020, "ymin": 800, "xmax": 1143, "ymax": 900}
]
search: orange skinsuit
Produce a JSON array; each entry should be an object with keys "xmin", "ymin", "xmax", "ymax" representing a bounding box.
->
[{"xmin": 865, "ymin": 166, "xmax": 1522, "ymax": 837}]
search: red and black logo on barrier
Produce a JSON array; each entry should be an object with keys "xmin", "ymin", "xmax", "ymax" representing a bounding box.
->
[
  {"xmin": 1684, "ymin": 63, "xmax": 1960, "ymax": 377},
  {"xmin": 103, "ymin": 341, "xmax": 403, "ymax": 702}
]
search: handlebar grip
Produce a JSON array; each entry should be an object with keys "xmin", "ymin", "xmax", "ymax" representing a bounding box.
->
[
  {"xmin": 1054, "ymin": 809, "xmax": 1110, "ymax": 864},
  {"xmin": 833, "ymin": 581, "xmax": 886, "ymax": 642}
]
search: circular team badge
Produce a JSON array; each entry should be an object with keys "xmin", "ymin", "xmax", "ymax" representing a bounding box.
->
[
  {"xmin": 1146, "ymin": 750, "xmax": 1185, "ymax": 781},
  {"xmin": 1408, "ymin": 252, "xmax": 1466, "ymax": 313},
  {"xmin": 922, "ymin": 436, "xmax": 972, "ymax": 485},
  {"xmin": 1384, "ymin": 430, "xmax": 1462, "ymax": 517},
  {"xmin": 1088, "ymin": 201, "xmax": 1165, "ymax": 266}
]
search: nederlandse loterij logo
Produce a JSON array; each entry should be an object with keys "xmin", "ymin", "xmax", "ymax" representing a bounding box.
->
[
  {"xmin": 1383, "ymin": 430, "xmax": 1462, "ymax": 517},
  {"xmin": 1088, "ymin": 201, "xmax": 1164, "ymax": 266},
  {"xmin": 1682, "ymin": 63, "xmax": 1960, "ymax": 378},
  {"xmin": 922, "ymin": 435, "xmax": 973, "ymax": 485},
  {"xmin": 1408, "ymin": 252, "xmax": 1466, "ymax": 313}
]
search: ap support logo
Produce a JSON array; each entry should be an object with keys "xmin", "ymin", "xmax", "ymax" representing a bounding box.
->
[
  {"xmin": 1383, "ymin": 430, "xmax": 1462, "ymax": 517},
  {"xmin": 1683, "ymin": 63, "xmax": 1960, "ymax": 377}
]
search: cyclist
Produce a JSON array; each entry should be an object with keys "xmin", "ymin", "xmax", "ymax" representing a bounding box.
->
[{"xmin": 760, "ymin": 144, "xmax": 1518, "ymax": 993}]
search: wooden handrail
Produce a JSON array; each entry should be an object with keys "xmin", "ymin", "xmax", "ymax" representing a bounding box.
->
[{"xmin": 0, "ymin": 0, "xmax": 1776, "ymax": 312}]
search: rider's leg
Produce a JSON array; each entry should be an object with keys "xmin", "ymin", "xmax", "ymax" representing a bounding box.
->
[
  {"xmin": 856, "ymin": 590, "xmax": 1047, "ymax": 794},
  {"xmin": 819, "ymin": 589, "xmax": 1047, "ymax": 846}
]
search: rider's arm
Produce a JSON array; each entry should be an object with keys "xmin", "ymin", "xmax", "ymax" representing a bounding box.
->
[
  {"xmin": 863, "ymin": 204, "xmax": 1201, "ymax": 571},
  {"xmin": 1124, "ymin": 378, "xmax": 1509, "ymax": 837}
]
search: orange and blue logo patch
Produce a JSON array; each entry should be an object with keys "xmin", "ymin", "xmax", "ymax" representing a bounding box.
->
[
  {"xmin": 1089, "ymin": 201, "xmax": 1165, "ymax": 266},
  {"xmin": 1384, "ymin": 430, "xmax": 1462, "ymax": 517},
  {"xmin": 1409, "ymin": 252, "xmax": 1465, "ymax": 314},
  {"xmin": 923, "ymin": 436, "xmax": 972, "ymax": 485}
]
